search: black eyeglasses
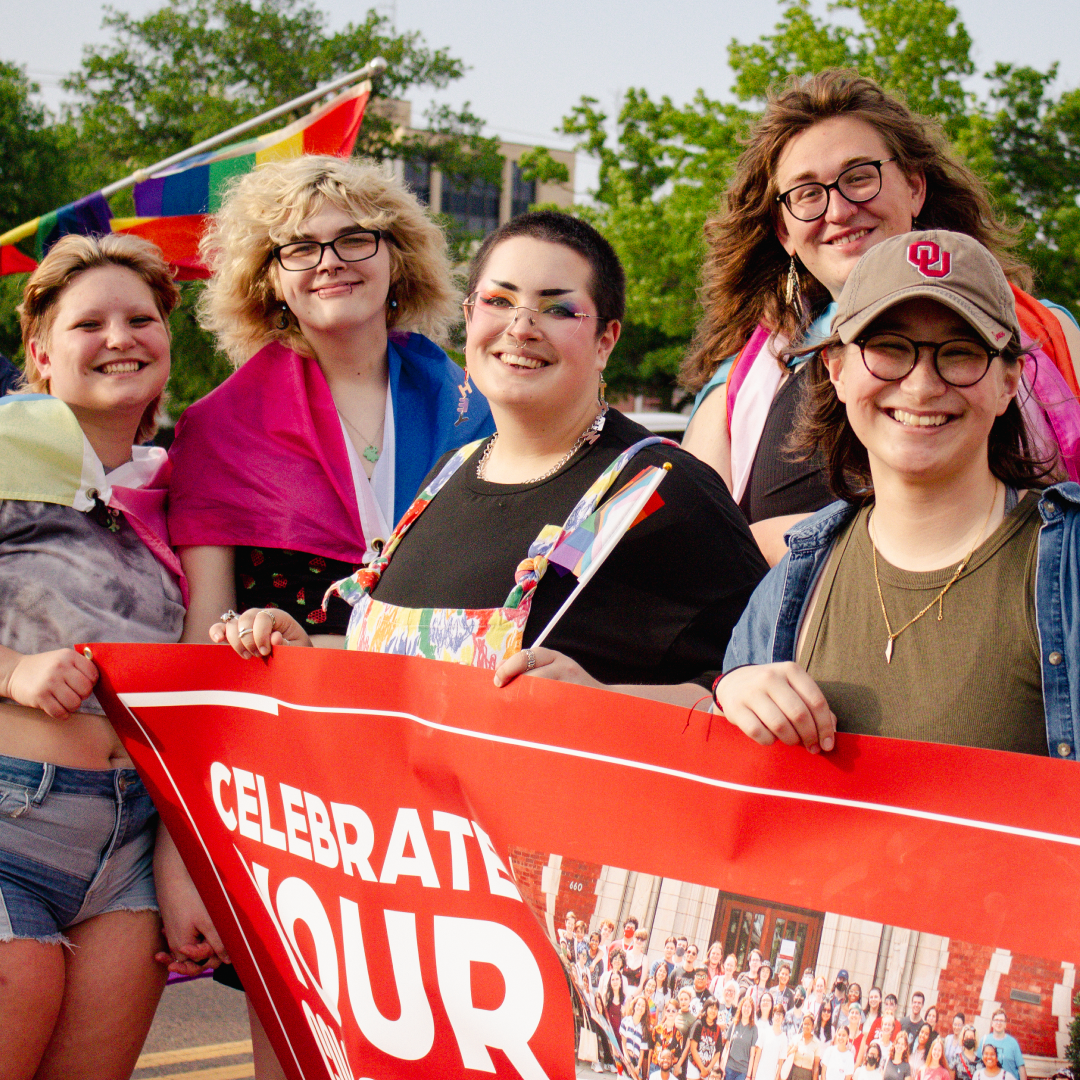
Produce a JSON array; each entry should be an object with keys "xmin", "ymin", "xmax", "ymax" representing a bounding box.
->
[
  {"xmin": 273, "ymin": 229, "xmax": 388, "ymax": 271},
  {"xmin": 777, "ymin": 159, "xmax": 896, "ymax": 222},
  {"xmin": 855, "ymin": 332, "xmax": 1000, "ymax": 387}
]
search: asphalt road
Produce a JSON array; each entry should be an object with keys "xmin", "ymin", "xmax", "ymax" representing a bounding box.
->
[
  {"xmin": 133, "ymin": 975, "xmax": 253, "ymax": 1079},
  {"xmin": 131, "ymin": 979, "xmax": 602, "ymax": 1078}
]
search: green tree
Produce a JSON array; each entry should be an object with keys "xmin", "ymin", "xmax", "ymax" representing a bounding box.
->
[
  {"xmin": 552, "ymin": 0, "xmax": 1080, "ymax": 404},
  {"xmin": 50, "ymin": 0, "xmax": 499, "ymax": 412},
  {"xmin": 65, "ymin": 0, "xmax": 481, "ymax": 185},
  {"xmin": 0, "ymin": 63, "xmax": 84, "ymax": 359}
]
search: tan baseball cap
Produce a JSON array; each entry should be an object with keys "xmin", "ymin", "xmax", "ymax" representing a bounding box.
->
[{"xmin": 832, "ymin": 230, "xmax": 1019, "ymax": 350}]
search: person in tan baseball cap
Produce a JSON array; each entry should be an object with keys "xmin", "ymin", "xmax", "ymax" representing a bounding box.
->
[{"xmin": 713, "ymin": 229, "xmax": 1080, "ymax": 762}]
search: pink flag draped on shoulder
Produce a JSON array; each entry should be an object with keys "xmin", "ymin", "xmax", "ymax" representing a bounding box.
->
[{"xmin": 167, "ymin": 341, "xmax": 370, "ymax": 564}]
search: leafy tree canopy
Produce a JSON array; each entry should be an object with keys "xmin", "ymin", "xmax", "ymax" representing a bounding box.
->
[
  {"xmin": 1, "ymin": 0, "xmax": 497, "ymax": 409},
  {"xmin": 555, "ymin": 0, "xmax": 1080, "ymax": 406}
]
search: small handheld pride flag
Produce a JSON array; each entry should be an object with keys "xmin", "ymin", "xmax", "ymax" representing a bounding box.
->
[{"xmin": 533, "ymin": 463, "xmax": 670, "ymax": 647}]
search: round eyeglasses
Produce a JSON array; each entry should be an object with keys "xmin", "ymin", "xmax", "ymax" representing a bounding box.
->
[
  {"xmin": 273, "ymin": 229, "xmax": 387, "ymax": 271},
  {"xmin": 855, "ymin": 332, "xmax": 999, "ymax": 387},
  {"xmin": 463, "ymin": 292, "xmax": 605, "ymax": 344},
  {"xmin": 776, "ymin": 159, "xmax": 896, "ymax": 222}
]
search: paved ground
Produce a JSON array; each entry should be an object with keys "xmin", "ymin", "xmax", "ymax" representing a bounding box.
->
[
  {"xmin": 132, "ymin": 978, "xmax": 603, "ymax": 1078},
  {"xmin": 133, "ymin": 975, "xmax": 253, "ymax": 1079}
]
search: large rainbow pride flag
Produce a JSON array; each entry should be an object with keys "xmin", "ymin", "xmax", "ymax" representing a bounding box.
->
[{"xmin": 0, "ymin": 81, "xmax": 370, "ymax": 278}]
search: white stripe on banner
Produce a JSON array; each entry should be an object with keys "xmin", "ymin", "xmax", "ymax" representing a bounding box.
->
[{"xmin": 119, "ymin": 691, "xmax": 1080, "ymax": 849}]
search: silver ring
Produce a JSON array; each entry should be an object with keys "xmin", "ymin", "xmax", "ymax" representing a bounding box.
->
[
  {"xmin": 525, "ymin": 649, "xmax": 536, "ymax": 671},
  {"xmin": 239, "ymin": 627, "xmax": 255, "ymax": 638},
  {"xmin": 260, "ymin": 609, "xmax": 276, "ymax": 628},
  {"xmin": 220, "ymin": 610, "xmax": 239, "ymax": 624}
]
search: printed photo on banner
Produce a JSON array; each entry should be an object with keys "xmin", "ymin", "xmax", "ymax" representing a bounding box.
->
[{"xmin": 520, "ymin": 848, "xmax": 1075, "ymax": 1080}]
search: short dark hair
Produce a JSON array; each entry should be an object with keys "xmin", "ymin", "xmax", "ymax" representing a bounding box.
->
[
  {"xmin": 912, "ymin": 992, "xmax": 926, "ymax": 1003},
  {"xmin": 955, "ymin": 1012, "xmax": 966, "ymax": 1022},
  {"xmin": 465, "ymin": 210, "xmax": 626, "ymax": 326}
]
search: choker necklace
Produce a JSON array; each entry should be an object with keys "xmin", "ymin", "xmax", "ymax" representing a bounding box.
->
[
  {"xmin": 476, "ymin": 405, "xmax": 608, "ymax": 483},
  {"xmin": 338, "ymin": 411, "xmax": 382, "ymax": 464},
  {"xmin": 870, "ymin": 484, "xmax": 998, "ymax": 664}
]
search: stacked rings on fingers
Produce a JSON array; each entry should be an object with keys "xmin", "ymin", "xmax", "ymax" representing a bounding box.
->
[
  {"xmin": 525, "ymin": 649, "xmax": 536, "ymax": 671},
  {"xmin": 220, "ymin": 610, "xmax": 239, "ymax": 623}
]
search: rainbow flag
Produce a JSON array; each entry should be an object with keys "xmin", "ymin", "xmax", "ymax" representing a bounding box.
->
[
  {"xmin": 533, "ymin": 463, "xmax": 670, "ymax": 648},
  {"xmin": 133, "ymin": 82, "xmax": 370, "ymax": 217},
  {"xmin": 548, "ymin": 465, "xmax": 668, "ymax": 579},
  {"xmin": 0, "ymin": 245, "xmax": 36, "ymax": 274},
  {"xmin": 35, "ymin": 193, "xmax": 113, "ymax": 260},
  {"xmin": 110, "ymin": 215, "xmax": 209, "ymax": 280}
]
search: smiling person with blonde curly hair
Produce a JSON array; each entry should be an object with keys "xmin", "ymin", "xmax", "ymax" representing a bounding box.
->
[{"xmin": 160, "ymin": 154, "xmax": 492, "ymax": 1079}]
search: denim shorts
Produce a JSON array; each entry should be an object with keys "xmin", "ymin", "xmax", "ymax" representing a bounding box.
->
[{"xmin": 0, "ymin": 753, "xmax": 159, "ymax": 944}]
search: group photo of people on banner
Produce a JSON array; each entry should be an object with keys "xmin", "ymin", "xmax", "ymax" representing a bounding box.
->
[
  {"xmin": 559, "ymin": 925, "xmax": 1039, "ymax": 1080},
  {"xmin": 1, "ymin": 19, "xmax": 1080, "ymax": 1080}
]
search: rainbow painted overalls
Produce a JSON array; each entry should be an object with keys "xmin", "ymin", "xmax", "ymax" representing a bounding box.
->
[{"xmin": 325, "ymin": 437, "xmax": 672, "ymax": 668}]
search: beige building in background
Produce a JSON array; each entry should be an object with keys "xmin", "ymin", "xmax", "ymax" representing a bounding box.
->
[{"xmin": 372, "ymin": 99, "xmax": 575, "ymax": 232}]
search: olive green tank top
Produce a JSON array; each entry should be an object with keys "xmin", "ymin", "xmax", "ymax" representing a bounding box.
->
[{"xmin": 799, "ymin": 491, "xmax": 1047, "ymax": 755}]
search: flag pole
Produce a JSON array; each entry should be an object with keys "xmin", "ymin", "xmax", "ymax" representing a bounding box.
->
[{"xmin": 0, "ymin": 57, "xmax": 388, "ymax": 247}]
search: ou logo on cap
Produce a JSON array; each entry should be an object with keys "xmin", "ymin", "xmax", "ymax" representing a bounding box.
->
[{"xmin": 908, "ymin": 240, "xmax": 952, "ymax": 278}]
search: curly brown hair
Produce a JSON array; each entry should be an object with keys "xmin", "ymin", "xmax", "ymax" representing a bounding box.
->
[{"xmin": 681, "ymin": 69, "xmax": 1029, "ymax": 393}]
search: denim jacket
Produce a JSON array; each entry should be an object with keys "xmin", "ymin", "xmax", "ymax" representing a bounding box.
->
[{"xmin": 723, "ymin": 483, "xmax": 1080, "ymax": 760}]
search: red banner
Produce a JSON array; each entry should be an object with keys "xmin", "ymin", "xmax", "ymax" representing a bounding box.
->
[{"xmin": 89, "ymin": 643, "xmax": 1080, "ymax": 1079}]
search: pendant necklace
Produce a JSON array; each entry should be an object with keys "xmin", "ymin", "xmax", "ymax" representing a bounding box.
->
[
  {"xmin": 339, "ymin": 411, "xmax": 382, "ymax": 464},
  {"xmin": 869, "ymin": 483, "xmax": 998, "ymax": 664}
]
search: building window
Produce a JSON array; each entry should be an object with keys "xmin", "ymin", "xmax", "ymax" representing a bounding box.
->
[
  {"xmin": 403, "ymin": 159, "xmax": 431, "ymax": 206},
  {"xmin": 441, "ymin": 172, "xmax": 501, "ymax": 234},
  {"xmin": 511, "ymin": 162, "xmax": 536, "ymax": 219}
]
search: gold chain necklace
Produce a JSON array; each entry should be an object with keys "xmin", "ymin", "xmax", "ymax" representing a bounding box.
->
[
  {"xmin": 869, "ymin": 485, "xmax": 998, "ymax": 664},
  {"xmin": 475, "ymin": 406, "xmax": 607, "ymax": 483}
]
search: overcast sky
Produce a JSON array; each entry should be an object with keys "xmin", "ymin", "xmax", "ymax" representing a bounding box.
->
[{"xmin": 7, "ymin": 0, "xmax": 1080, "ymax": 198}]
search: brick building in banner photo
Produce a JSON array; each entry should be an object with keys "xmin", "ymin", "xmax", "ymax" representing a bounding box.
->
[{"xmin": 510, "ymin": 849, "xmax": 1076, "ymax": 1073}]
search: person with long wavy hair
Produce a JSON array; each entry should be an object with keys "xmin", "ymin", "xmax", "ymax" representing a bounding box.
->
[{"xmin": 681, "ymin": 69, "xmax": 1080, "ymax": 568}]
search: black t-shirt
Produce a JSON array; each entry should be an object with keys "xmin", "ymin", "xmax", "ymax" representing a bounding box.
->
[
  {"xmin": 373, "ymin": 409, "xmax": 767, "ymax": 686},
  {"xmin": 739, "ymin": 363, "xmax": 833, "ymax": 525},
  {"xmin": 691, "ymin": 1019, "xmax": 723, "ymax": 1064}
]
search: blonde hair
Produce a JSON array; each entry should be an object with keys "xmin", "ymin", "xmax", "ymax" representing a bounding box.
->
[
  {"xmin": 18, "ymin": 232, "xmax": 180, "ymax": 443},
  {"xmin": 197, "ymin": 155, "xmax": 458, "ymax": 364}
]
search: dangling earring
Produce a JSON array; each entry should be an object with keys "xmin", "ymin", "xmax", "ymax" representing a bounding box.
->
[
  {"xmin": 785, "ymin": 256, "xmax": 804, "ymax": 317},
  {"xmin": 455, "ymin": 371, "xmax": 473, "ymax": 426},
  {"xmin": 276, "ymin": 302, "xmax": 291, "ymax": 330},
  {"xmin": 598, "ymin": 372, "xmax": 608, "ymax": 410}
]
